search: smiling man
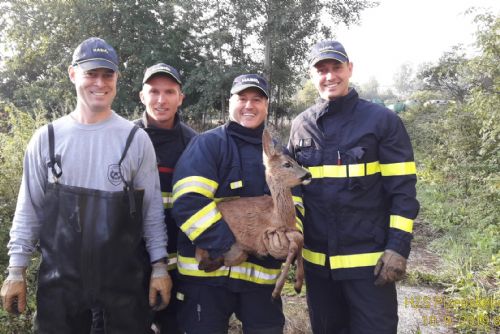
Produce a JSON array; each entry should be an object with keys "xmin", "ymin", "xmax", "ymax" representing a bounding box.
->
[
  {"xmin": 171, "ymin": 74, "xmax": 299, "ymax": 334},
  {"xmin": 134, "ymin": 63, "xmax": 197, "ymax": 334},
  {"xmin": 0, "ymin": 37, "xmax": 172, "ymax": 333},
  {"xmin": 288, "ymin": 40, "xmax": 419, "ymax": 333}
]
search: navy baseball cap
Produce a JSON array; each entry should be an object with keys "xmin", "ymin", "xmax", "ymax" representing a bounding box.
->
[
  {"xmin": 309, "ymin": 40, "xmax": 349, "ymax": 67},
  {"xmin": 142, "ymin": 63, "xmax": 182, "ymax": 85},
  {"xmin": 230, "ymin": 74, "xmax": 269, "ymax": 98},
  {"xmin": 72, "ymin": 37, "xmax": 119, "ymax": 72}
]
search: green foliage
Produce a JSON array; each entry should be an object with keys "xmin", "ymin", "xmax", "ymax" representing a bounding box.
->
[
  {"xmin": 403, "ymin": 269, "xmax": 443, "ymax": 287},
  {"xmin": 358, "ymin": 76, "xmax": 380, "ymax": 100},
  {"xmin": 417, "ymin": 45, "xmax": 471, "ymax": 103},
  {"xmin": 0, "ymin": 102, "xmax": 48, "ymax": 333},
  {"xmin": 402, "ymin": 12, "xmax": 499, "ymax": 332},
  {"xmin": 392, "ymin": 63, "xmax": 421, "ymax": 99},
  {"xmin": 0, "ymin": 0, "xmax": 375, "ymax": 123},
  {"xmin": 0, "ymin": 0, "xmax": 193, "ymax": 116},
  {"xmin": 291, "ymin": 80, "xmax": 318, "ymax": 116}
]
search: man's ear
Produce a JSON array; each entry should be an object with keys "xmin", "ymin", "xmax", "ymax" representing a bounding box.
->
[
  {"xmin": 68, "ymin": 65, "xmax": 76, "ymax": 83},
  {"xmin": 139, "ymin": 90, "xmax": 145, "ymax": 105},
  {"xmin": 177, "ymin": 92, "xmax": 185, "ymax": 108}
]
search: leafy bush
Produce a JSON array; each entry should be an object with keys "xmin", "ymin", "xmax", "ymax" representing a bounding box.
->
[
  {"xmin": 0, "ymin": 102, "xmax": 49, "ymax": 333},
  {"xmin": 401, "ymin": 62, "xmax": 499, "ymax": 332}
]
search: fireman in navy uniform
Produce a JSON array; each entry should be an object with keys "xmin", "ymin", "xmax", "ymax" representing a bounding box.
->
[
  {"xmin": 135, "ymin": 63, "xmax": 197, "ymax": 333},
  {"xmin": 172, "ymin": 74, "xmax": 305, "ymax": 334},
  {"xmin": 288, "ymin": 40, "xmax": 419, "ymax": 333}
]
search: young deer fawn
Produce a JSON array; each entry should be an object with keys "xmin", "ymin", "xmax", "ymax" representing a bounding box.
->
[{"xmin": 196, "ymin": 128, "xmax": 311, "ymax": 298}]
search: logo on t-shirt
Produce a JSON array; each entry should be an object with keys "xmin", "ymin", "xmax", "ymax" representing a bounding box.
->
[{"xmin": 108, "ymin": 164, "xmax": 123, "ymax": 186}]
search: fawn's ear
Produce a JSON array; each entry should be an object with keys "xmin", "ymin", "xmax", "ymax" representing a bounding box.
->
[{"xmin": 262, "ymin": 128, "xmax": 277, "ymax": 158}]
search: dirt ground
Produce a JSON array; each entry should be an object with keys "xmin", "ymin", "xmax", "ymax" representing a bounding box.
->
[{"xmin": 397, "ymin": 246, "xmax": 452, "ymax": 334}]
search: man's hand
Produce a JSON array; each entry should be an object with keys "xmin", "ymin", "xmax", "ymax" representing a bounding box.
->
[
  {"xmin": 149, "ymin": 261, "xmax": 172, "ymax": 311},
  {"xmin": 264, "ymin": 229, "xmax": 290, "ymax": 259},
  {"xmin": 1, "ymin": 266, "xmax": 27, "ymax": 314},
  {"xmin": 374, "ymin": 249, "xmax": 407, "ymax": 286}
]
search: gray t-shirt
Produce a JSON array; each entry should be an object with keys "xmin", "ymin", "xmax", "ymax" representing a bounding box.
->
[{"xmin": 8, "ymin": 111, "xmax": 167, "ymax": 267}]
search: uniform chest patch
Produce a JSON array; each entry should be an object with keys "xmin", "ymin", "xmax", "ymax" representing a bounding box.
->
[{"xmin": 108, "ymin": 164, "xmax": 123, "ymax": 186}]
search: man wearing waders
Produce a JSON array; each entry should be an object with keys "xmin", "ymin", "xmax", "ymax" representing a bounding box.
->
[{"xmin": 0, "ymin": 37, "xmax": 172, "ymax": 333}]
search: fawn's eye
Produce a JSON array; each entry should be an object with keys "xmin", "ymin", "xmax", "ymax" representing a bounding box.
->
[{"xmin": 283, "ymin": 162, "xmax": 292, "ymax": 168}]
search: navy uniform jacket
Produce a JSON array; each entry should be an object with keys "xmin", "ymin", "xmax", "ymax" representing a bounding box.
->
[
  {"xmin": 288, "ymin": 88, "xmax": 419, "ymax": 280},
  {"xmin": 134, "ymin": 113, "xmax": 197, "ymax": 272},
  {"xmin": 172, "ymin": 122, "xmax": 304, "ymax": 290}
]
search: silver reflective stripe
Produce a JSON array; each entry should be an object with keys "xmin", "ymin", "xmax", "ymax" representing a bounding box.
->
[
  {"xmin": 183, "ymin": 203, "xmax": 221, "ymax": 240},
  {"xmin": 174, "ymin": 180, "xmax": 216, "ymax": 196}
]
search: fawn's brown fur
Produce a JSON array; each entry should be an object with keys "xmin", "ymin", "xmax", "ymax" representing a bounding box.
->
[{"xmin": 196, "ymin": 128, "xmax": 311, "ymax": 298}]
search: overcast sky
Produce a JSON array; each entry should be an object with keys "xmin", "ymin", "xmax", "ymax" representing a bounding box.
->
[{"xmin": 333, "ymin": 0, "xmax": 499, "ymax": 88}]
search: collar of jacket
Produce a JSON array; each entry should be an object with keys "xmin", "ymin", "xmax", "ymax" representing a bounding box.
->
[
  {"xmin": 226, "ymin": 121, "xmax": 264, "ymax": 145},
  {"xmin": 315, "ymin": 88, "xmax": 359, "ymax": 120},
  {"xmin": 140, "ymin": 111, "xmax": 182, "ymax": 129},
  {"xmin": 138, "ymin": 112, "xmax": 183, "ymax": 145}
]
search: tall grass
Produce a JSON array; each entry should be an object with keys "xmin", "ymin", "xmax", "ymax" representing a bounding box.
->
[{"xmin": 402, "ymin": 100, "xmax": 499, "ymax": 333}]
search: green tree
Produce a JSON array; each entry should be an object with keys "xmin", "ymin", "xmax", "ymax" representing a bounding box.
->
[
  {"xmin": 295, "ymin": 80, "xmax": 318, "ymax": 109},
  {"xmin": 417, "ymin": 45, "xmax": 471, "ymax": 103},
  {"xmin": 358, "ymin": 76, "xmax": 380, "ymax": 100},
  {"xmin": 0, "ymin": 0, "xmax": 191, "ymax": 115},
  {"xmin": 177, "ymin": 0, "xmax": 376, "ymax": 124},
  {"xmin": 175, "ymin": 0, "xmax": 257, "ymax": 126},
  {"xmin": 392, "ymin": 62, "xmax": 420, "ymax": 99},
  {"xmin": 249, "ymin": 0, "xmax": 376, "ymax": 123},
  {"xmin": 402, "ymin": 12, "xmax": 499, "ymax": 331},
  {"xmin": 0, "ymin": 0, "xmax": 375, "ymax": 124}
]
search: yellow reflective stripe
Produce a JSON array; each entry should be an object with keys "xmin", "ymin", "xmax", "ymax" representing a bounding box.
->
[
  {"xmin": 380, "ymin": 162, "xmax": 416, "ymax": 176},
  {"xmin": 302, "ymin": 248, "xmax": 326, "ymax": 266},
  {"xmin": 348, "ymin": 163, "xmax": 365, "ymax": 177},
  {"xmin": 366, "ymin": 161, "xmax": 381, "ymax": 175},
  {"xmin": 291, "ymin": 195, "xmax": 305, "ymax": 232},
  {"xmin": 304, "ymin": 250, "xmax": 384, "ymax": 269},
  {"xmin": 230, "ymin": 180, "xmax": 243, "ymax": 189},
  {"xmin": 293, "ymin": 196, "xmax": 305, "ymax": 216},
  {"xmin": 292, "ymin": 196, "xmax": 303, "ymax": 206},
  {"xmin": 229, "ymin": 262, "xmax": 281, "ymax": 284},
  {"xmin": 172, "ymin": 176, "xmax": 218, "ymax": 201},
  {"xmin": 390, "ymin": 215, "xmax": 414, "ymax": 233},
  {"xmin": 308, "ymin": 161, "xmax": 381, "ymax": 179},
  {"xmin": 167, "ymin": 253, "xmax": 178, "ymax": 271},
  {"xmin": 177, "ymin": 255, "xmax": 230, "ymax": 277},
  {"xmin": 162, "ymin": 192, "xmax": 173, "ymax": 209},
  {"xmin": 330, "ymin": 252, "xmax": 383, "ymax": 269},
  {"xmin": 348, "ymin": 161, "xmax": 381, "ymax": 177},
  {"xmin": 177, "ymin": 256, "xmax": 281, "ymax": 284},
  {"xmin": 295, "ymin": 216, "xmax": 303, "ymax": 233},
  {"xmin": 180, "ymin": 202, "xmax": 222, "ymax": 241},
  {"xmin": 309, "ymin": 165, "xmax": 346, "ymax": 178},
  {"xmin": 297, "ymin": 207, "xmax": 305, "ymax": 217}
]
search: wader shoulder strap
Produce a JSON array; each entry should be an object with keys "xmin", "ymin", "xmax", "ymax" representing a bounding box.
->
[
  {"xmin": 118, "ymin": 125, "xmax": 140, "ymax": 217},
  {"xmin": 119, "ymin": 125, "xmax": 141, "ymax": 167},
  {"xmin": 47, "ymin": 123, "xmax": 62, "ymax": 181}
]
